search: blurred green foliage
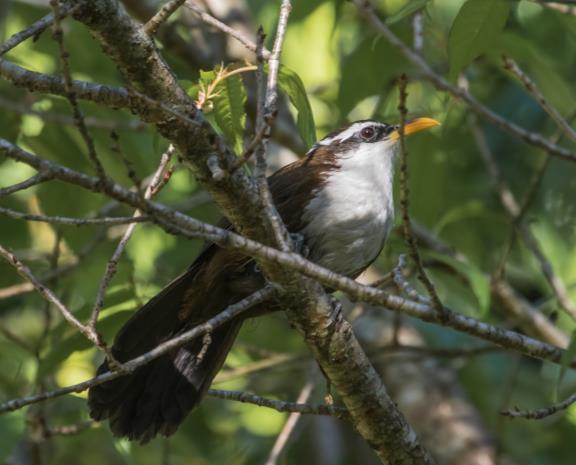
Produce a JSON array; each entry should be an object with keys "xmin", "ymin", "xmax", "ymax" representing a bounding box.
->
[{"xmin": 1, "ymin": 0, "xmax": 576, "ymax": 464}]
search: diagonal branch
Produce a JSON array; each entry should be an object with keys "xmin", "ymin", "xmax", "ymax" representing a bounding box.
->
[
  {"xmin": 0, "ymin": 245, "xmax": 103, "ymax": 348},
  {"xmin": 1, "ymin": 138, "xmax": 574, "ymax": 371},
  {"xmin": 0, "ymin": 207, "xmax": 150, "ymax": 226},
  {"xmin": 470, "ymin": 119, "xmax": 576, "ymax": 322},
  {"xmin": 352, "ymin": 0, "xmax": 576, "ymax": 163},
  {"xmin": 143, "ymin": 0, "xmax": 187, "ymax": 36},
  {"xmin": 502, "ymin": 55, "xmax": 576, "ymax": 144},
  {"xmin": 0, "ymin": 286, "xmax": 277, "ymax": 414},
  {"xmin": 89, "ymin": 146, "xmax": 174, "ymax": 329},
  {"xmin": 0, "ymin": 3, "xmax": 77, "ymax": 56},
  {"xmin": 184, "ymin": 0, "xmax": 271, "ymax": 59},
  {"xmin": 501, "ymin": 392, "xmax": 576, "ymax": 420}
]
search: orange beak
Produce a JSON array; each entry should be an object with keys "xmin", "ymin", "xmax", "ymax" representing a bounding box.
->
[{"xmin": 389, "ymin": 117, "xmax": 440, "ymax": 141}]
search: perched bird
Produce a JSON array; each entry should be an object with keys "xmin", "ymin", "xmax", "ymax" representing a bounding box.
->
[{"xmin": 88, "ymin": 117, "xmax": 439, "ymax": 443}]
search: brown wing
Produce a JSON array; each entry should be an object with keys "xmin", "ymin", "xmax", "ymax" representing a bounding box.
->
[
  {"xmin": 268, "ymin": 146, "xmax": 339, "ymax": 231},
  {"xmin": 204, "ymin": 146, "xmax": 339, "ymax": 237}
]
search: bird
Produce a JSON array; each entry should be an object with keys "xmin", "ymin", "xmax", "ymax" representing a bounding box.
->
[{"xmin": 88, "ymin": 117, "xmax": 440, "ymax": 443}]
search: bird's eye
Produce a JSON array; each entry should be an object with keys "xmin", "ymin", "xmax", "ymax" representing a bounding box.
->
[{"xmin": 360, "ymin": 126, "xmax": 376, "ymax": 141}]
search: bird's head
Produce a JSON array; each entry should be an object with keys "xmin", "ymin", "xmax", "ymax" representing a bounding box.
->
[
  {"xmin": 296, "ymin": 117, "xmax": 440, "ymax": 200},
  {"xmin": 311, "ymin": 117, "xmax": 440, "ymax": 161}
]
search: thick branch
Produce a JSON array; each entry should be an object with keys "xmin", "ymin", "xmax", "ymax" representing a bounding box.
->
[{"xmin": 64, "ymin": 1, "xmax": 433, "ymax": 462}]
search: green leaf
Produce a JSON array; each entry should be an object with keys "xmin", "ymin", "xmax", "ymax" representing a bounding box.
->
[
  {"xmin": 492, "ymin": 32, "xmax": 576, "ymax": 114},
  {"xmin": 338, "ymin": 35, "xmax": 409, "ymax": 117},
  {"xmin": 556, "ymin": 329, "xmax": 576, "ymax": 401},
  {"xmin": 448, "ymin": 0, "xmax": 511, "ymax": 81},
  {"xmin": 0, "ymin": 411, "xmax": 24, "ymax": 462},
  {"xmin": 428, "ymin": 252, "xmax": 491, "ymax": 315},
  {"xmin": 432, "ymin": 200, "xmax": 487, "ymax": 236},
  {"xmin": 277, "ymin": 65, "xmax": 316, "ymax": 147},
  {"xmin": 212, "ymin": 72, "xmax": 247, "ymax": 155},
  {"xmin": 199, "ymin": 69, "xmax": 217, "ymax": 88},
  {"xmin": 386, "ymin": 0, "xmax": 430, "ymax": 25}
]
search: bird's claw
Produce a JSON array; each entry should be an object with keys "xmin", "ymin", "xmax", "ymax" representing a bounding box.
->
[
  {"xmin": 290, "ymin": 233, "xmax": 309, "ymax": 258},
  {"xmin": 327, "ymin": 296, "xmax": 344, "ymax": 329}
]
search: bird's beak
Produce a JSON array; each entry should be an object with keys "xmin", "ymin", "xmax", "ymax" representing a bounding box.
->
[{"xmin": 389, "ymin": 117, "xmax": 440, "ymax": 141}]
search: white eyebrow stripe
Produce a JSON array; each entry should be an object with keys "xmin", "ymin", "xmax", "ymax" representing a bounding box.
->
[{"xmin": 317, "ymin": 121, "xmax": 382, "ymax": 146}]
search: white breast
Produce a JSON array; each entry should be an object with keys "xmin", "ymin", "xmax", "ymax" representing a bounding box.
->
[{"xmin": 302, "ymin": 141, "xmax": 396, "ymax": 277}]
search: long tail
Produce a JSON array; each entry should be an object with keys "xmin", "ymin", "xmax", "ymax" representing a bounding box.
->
[{"xmin": 87, "ymin": 264, "xmax": 242, "ymax": 443}]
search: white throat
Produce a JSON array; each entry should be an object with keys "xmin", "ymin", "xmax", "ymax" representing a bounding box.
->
[{"xmin": 302, "ymin": 140, "xmax": 397, "ymax": 277}]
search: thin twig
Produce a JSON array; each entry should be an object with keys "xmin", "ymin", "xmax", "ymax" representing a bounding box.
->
[
  {"xmin": 37, "ymin": 231, "xmax": 62, "ymax": 354},
  {"xmin": 143, "ymin": 0, "xmax": 186, "ymax": 36},
  {"xmin": 265, "ymin": 1, "xmax": 291, "ymax": 115},
  {"xmin": 493, "ymin": 153, "xmax": 552, "ymax": 278},
  {"xmin": 253, "ymin": 3, "xmax": 293, "ymax": 252},
  {"xmin": 392, "ymin": 254, "xmax": 430, "ymax": 304},
  {"xmin": 0, "ymin": 172, "xmax": 53, "ymax": 197},
  {"xmin": 397, "ymin": 74, "xmax": 445, "ymax": 318},
  {"xmin": 0, "ymin": 245, "xmax": 102, "ymax": 347},
  {"xmin": 264, "ymin": 379, "xmax": 316, "ymax": 465},
  {"xmin": 50, "ymin": 0, "xmax": 107, "ymax": 181},
  {"xmin": 0, "ymin": 228, "xmax": 106, "ymax": 299},
  {"xmin": 470, "ymin": 119, "xmax": 576, "ymax": 322},
  {"xmin": 0, "ymin": 4, "xmax": 77, "ymax": 56},
  {"xmin": 0, "ymin": 95, "xmax": 146, "ymax": 130},
  {"xmin": 0, "ymin": 59, "xmax": 202, "ymax": 136},
  {"xmin": 0, "ymin": 286, "xmax": 277, "ymax": 414},
  {"xmin": 109, "ymin": 131, "xmax": 143, "ymax": 197},
  {"xmin": 352, "ymin": 0, "xmax": 576, "ymax": 163},
  {"xmin": 491, "ymin": 279, "xmax": 570, "ymax": 348},
  {"xmin": 2, "ymin": 139, "xmax": 575, "ymax": 370},
  {"xmin": 89, "ymin": 145, "xmax": 174, "ymax": 329},
  {"xmin": 503, "ymin": 55, "xmax": 576, "ymax": 144},
  {"xmin": 230, "ymin": 124, "xmax": 267, "ymax": 172},
  {"xmin": 215, "ymin": 352, "xmax": 303, "ymax": 383},
  {"xmin": 0, "ymin": 207, "xmax": 150, "ymax": 226},
  {"xmin": 184, "ymin": 0, "xmax": 271, "ymax": 59},
  {"xmin": 501, "ymin": 392, "xmax": 576, "ymax": 419},
  {"xmin": 491, "ymin": 110, "xmax": 576, "ymax": 277},
  {"xmin": 207, "ymin": 388, "xmax": 347, "ymax": 419}
]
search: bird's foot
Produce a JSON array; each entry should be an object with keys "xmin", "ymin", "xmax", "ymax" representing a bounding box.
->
[
  {"xmin": 290, "ymin": 233, "xmax": 309, "ymax": 258},
  {"xmin": 327, "ymin": 296, "xmax": 344, "ymax": 329}
]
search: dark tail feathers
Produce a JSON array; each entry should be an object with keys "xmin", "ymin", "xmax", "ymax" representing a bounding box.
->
[{"xmin": 87, "ymin": 270, "xmax": 242, "ymax": 443}]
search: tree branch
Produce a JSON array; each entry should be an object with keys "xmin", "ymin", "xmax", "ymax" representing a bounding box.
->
[
  {"xmin": 352, "ymin": 0, "xmax": 576, "ymax": 163},
  {"xmin": 143, "ymin": 0, "xmax": 186, "ymax": 36},
  {"xmin": 0, "ymin": 3, "xmax": 77, "ymax": 56},
  {"xmin": 1, "ymin": 138, "xmax": 574, "ymax": 372},
  {"xmin": 0, "ymin": 245, "xmax": 104, "ymax": 348},
  {"xmin": 0, "ymin": 286, "xmax": 276, "ymax": 414},
  {"xmin": 184, "ymin": 0, "xmax": 271, "ymax": 59},
  {"xmin": 502, "ymin": 55, "xmax": 576, "ymax": 144},
  {"xmin": 207, "ymin": 387, "xmax": 346, "ymax": 419},
  {"xmin": 0, "ymin": 207, "xmax": 150, "ymax": 226},
  {"xmin": 501, "ymin": 392, "xmax": 576, "ymax": 420},
  {"xmin": 63, "ymin": 1, "xmax": 436, "ymax": 461}
]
